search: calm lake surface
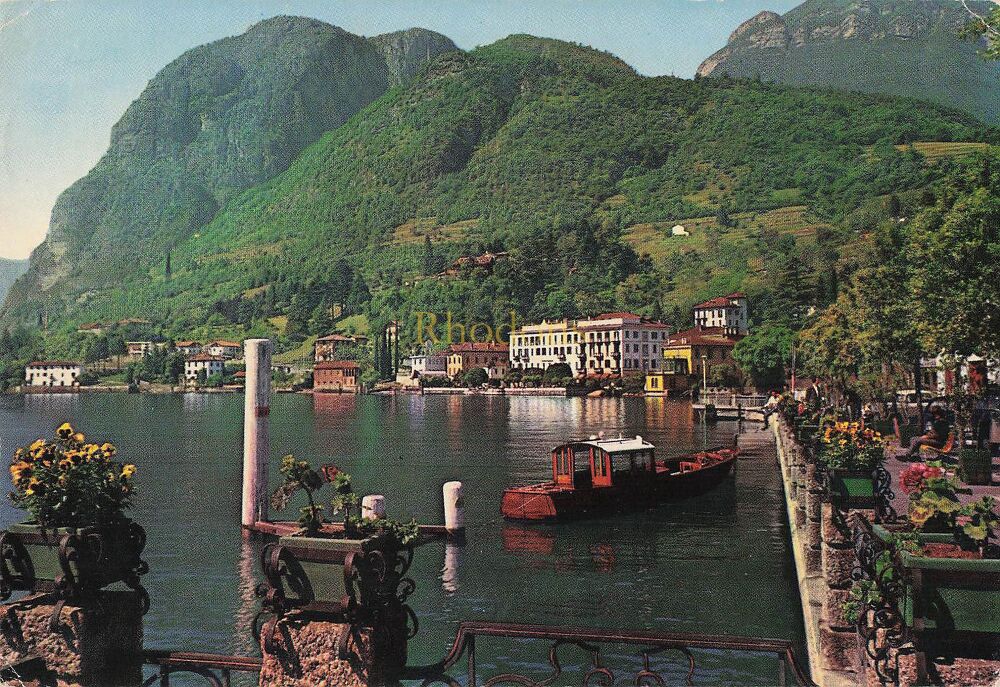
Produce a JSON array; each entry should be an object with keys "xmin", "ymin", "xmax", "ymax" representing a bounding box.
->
[{"xmin": 0, "ymin": 393, "xmax": 805, "ymax": 684}]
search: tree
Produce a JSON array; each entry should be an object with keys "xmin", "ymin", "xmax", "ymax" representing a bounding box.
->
[
  {"xmin": 909, "ymin": 184, "xmax": 1000, "ymax": 359},
  {"xmin": 732, "ymin": 325, "xmax": 795, "ymax": 390},
  {"xmin": 462, "ymin": 367, "xmax": 489, "ymax": 388},
  {"xmin": 543, "ymin": 362, "xmax": 573, "ymax": 386}
]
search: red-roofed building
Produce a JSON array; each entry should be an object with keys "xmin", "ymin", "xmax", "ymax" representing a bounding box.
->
[
  {"xmin": 184, "ymin": 354, "xmax": 225, "ymax": 381},
  {"xmin": 24, "ymin": 361, "xmax": 82, "ymax": 388},
  {"xmin": 175, "ymin": 341, "xmax": 202, "ymax": 356},
  {"xmin": 314, "ymin": 333, "xmax": 367, "ymax": 363},
  {"xmin": 576, "ymin": 312, "xmax": 669, "ymax": 376},
  {"xmin": 693, "ymin": 292, "xmax": 748, "ymax": 334},
  {"xmin": 446, "ymin": 342, "xmax": 509, "ymax": 379},
  {"xmin": 657, "ymin": 326, "xmax": 744, "ymax": 390},
  {"xmin": 206, "ymin": 340, "xmax": 242, "ymax": 359},
  {"xmin": 314, "ymin": 360, "xmax": 361, "ymax": 393}
]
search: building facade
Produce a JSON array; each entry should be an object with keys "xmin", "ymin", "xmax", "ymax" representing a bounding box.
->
[
  {"xmin": 577, "ymin": 313, "xmax": 669, "ymax": 376},
  {"xmin": 662, "ymin": 326, "xmax": 743, "ymax": 389},
  {"xmin": 126, "ymin": 341, "xmax": 155, "ymax": 358},
  {"xmin": 693, "ymin": 293, "xmax": 748, "ymax": 334},
  {"xmin": 314, "ymin": 361, "xmax": 361, "ymax": 392},
  {"xmin": 508, "ymin": 319, "xmax": 584, "ymax": 374},
  {"xmin": 314, "ymin": 334, "xmax": 366, "ymax": 363},
  {"xmin": 175, "ymin": 341, "xmax": 202, "ymax": 356},
  {"xmin": 24, "ymin": 361, "xmax": 82, "ymax": 388},
  {"xmin": 184, "ymin": 354, "xmax": 225, "ymax": 381},
  {"xmin": 205, "ymin": 340, "xmax": 242, "ymax": 359},
  {"xmin": 446, "ymin": 342, "xmax": 509, "ymax": 379}
]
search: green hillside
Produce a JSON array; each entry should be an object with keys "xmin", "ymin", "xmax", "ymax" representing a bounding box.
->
[
  {"xmin": 1, "ymin": 17, "xmax": 456, "ymax": 319},
  {"xmin": 2, "ymin": 29, "xmax": 995, "ymax": 364},
  {"xmin": 697, "ymin": 0, "xmax": 1000, "ymax": 124}
]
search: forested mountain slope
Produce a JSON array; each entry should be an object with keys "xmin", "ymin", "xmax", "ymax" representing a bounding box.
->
[{"xmin": 2, "ymin": 30, "xmax": 994, "ymax": 358}]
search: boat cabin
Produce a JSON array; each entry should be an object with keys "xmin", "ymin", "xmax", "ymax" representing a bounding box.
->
[{"xmin": 551, "ymin": 436, "xmax": 656, "ymax": 489}]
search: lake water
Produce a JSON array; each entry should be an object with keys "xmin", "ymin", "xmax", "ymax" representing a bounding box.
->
[{"xmin": 0, "ymin": 393, "xmax": 805, "ymax": 684}]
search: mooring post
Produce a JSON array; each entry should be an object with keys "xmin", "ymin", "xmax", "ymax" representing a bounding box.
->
[
  {"xmin": 443, "ymin": 481, "xmax": 465, "ymax": 541},
  {"xmin": 242, "ymin": 338, "xmax": 271, "ymax": 528},
  {"xmin": 362, "ymin": 494, "xmax": 386, "ymax": 520}
]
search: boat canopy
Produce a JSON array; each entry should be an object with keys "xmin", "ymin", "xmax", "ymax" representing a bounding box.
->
[{"xmin": 555, "ymin": 436, "xmax": 654, "ymax": 454}]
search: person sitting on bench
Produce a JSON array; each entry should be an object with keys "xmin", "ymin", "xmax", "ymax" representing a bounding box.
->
[{"xmin": 905, "ymin": 406, "xmax": 950, "ymax": 459}]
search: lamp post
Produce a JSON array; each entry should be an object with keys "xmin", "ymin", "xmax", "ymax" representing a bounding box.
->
[{"xmin": 701, "ymin": 354, "xmax": 708, "ymax": 393}]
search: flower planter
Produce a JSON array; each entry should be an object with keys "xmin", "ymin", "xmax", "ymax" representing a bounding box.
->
[
  {"xmin": 256, "ymin": 532, "xmax": 416, "ymax": 676},
  {"xmin": 259, "ymin": 532, "xmax": 415, "ymax": 618},
  {"xmin": 872, "ymin": 525, "xmax": 1000, "ymax": 639},
  {"xmin": 826, "ymin": 468, "xmax": 875, "ymax": 509},
  {"xmin": 0, "ymin": 520, "xmax": 147, "ymax": 598}
]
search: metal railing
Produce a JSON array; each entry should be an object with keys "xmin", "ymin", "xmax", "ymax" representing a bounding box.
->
[
  {"xmin": 401, "ymin": 621, "xmax": 816, "ymax": 686},
  {"xmin": 142, "ymin": 650, "xmax": 261, "ymax": 687}
]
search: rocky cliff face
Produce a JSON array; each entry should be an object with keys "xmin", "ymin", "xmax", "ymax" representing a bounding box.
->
[
  {"xmin": 370, "ymin": 28, "xmax": 458, "ymax": 86},
  {"xmin": 695, "ymin": 0, "xmax": 1000, "ymax": 123},
  {"xmin": 2, "ymin": 17, "xmax": 457, "ymax": 321}
]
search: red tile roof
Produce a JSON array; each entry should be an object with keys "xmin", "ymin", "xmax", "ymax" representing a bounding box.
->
[
  {"xmin": 175, "ymin": 341, "xmax": 199, "ymax": 347},
  {"xmin": 27, "ymin": 361, "xmax": 81, "ymax": 368},
  {"xmin": 208, "ymin": 340, "xmax": 241, "ymax": 348},
  {"xmin": 593, "ymin": 311, "xmax": 642, "ymax": 320},
  {"xmin": 446, "ymin": 342, "xmax": 509, "ymax": 353},
  {"xmin": 315, "ymin": 361, "xmax": 360, "ymax": 370},
  {"xmin": 316, "ymin": 334, "xmax": 357, "ymax": 343},
  {"xmin": 693, "ymin": 292, "xmax": 746, "ymax": 309},
  {"xmin": 666, "ymin": 327, "xmax": 742, "ymax": 347}
]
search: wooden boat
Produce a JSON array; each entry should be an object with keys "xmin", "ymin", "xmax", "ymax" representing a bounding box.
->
[{"xmin": 501, "ymin": 435, "xmax": 739, "ymax": 521}]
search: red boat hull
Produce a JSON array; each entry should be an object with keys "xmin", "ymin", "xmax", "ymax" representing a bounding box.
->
[{"xmin": 501, "ymin": 449, "xmax": 738, "ymax": 521}]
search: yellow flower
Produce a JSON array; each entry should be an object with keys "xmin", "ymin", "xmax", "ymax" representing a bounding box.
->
[
  {"xmin": 72, "ymin": 432, "xmax": 86, "ymax": 444},
  {"xmin": 24, "ymin": 477, "xmax": 41, "ymax": 496},
  {"xmin": 100, "ymin": 443, "xmax": 116, "ymax": 457},
  {"xmin": 121, "ymin": 464, "xmax": 136, "ymax": 480},
  {"xmin": 57, "ymin": 423, "xmax": 73, "ymax": 439},
  {"xmin": 30, "ymin": 439, "xmax": 46, "ymax": 451}
]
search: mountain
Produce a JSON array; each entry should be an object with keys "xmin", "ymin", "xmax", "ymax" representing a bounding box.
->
[
  {"xmin": 1, "ymin": 16, "xmax": 455, "ymax": 318},
  {"xmin": 370, "ymin": 28, "xmax": 460, "ymax": 86},
  {"xmin": 1, "ymin": 30, "xmax": 993, "ymax": 359},
  {"xmin": 697, "ymin": 0, "xmax": 1000, "ymax": 124},
  {"xmin": 0, "ymin": 259, "xmax": 28, "ymax": 304}
]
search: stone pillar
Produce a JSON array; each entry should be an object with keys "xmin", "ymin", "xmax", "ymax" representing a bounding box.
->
[
  {"xmin": 258, "ymin": 612, "xmax": 405, "ymax": 687},
  {"xmin": 243, "ymin": 338, "xmax": 272, "ymax": 527},
  {"xmin": 0, "ymin": 591, "xmax": 142, "ymax": 686}
]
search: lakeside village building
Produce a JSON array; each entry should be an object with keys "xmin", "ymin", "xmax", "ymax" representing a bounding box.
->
[
  {"xmin": 184, "ymin": 353, "xmax": 225, "ymax": 382},
  {"xmin": 314, "ymin": 333, "xmax": 367, "ymax": 363},
  {"xmin": 314, "ymin": 360, "xmax": 361, "ymax": 393},
  {"xmin": 508, "ymin": 312, "xmax": 669, "ymax": 376},
  {"xmin": 24, "ymin": 361, "xmax": 83, "ymax": 388}
]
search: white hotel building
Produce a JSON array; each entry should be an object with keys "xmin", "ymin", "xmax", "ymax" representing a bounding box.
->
[
  {"xmin": 578, "ymin": 312, "xmax": 669, "ymax": 375},
  {"xmin": 508, "ymin": 319, "xmax": 584, "ymax": 374},
  {"xmin": 509, "ymin": 313, "xmax": 669, "ymax": 376},
  {"xmin": 24, "ymin": 361, "xmax": 83, "ymax": 388},
  {"xmin": 693, "ymin": 292, "xmax": 749, "ymax": 334}
]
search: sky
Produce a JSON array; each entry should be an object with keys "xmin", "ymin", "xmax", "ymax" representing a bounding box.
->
[{"xmin": 0, "ymin": 0, "xmax": 802, "ymax": 261}]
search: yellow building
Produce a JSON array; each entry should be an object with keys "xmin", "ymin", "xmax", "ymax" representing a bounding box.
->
[{"xmin": 661, "ymin": 326, "xmax": 742, "ymax": 389}]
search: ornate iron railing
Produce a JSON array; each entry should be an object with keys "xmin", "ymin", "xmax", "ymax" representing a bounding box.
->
[
  {"xmin": 142, "ymin": 650, "xmax": 261, "ymax": 687},
  {"xmin": 851, "ymin": 520, "xmax": 913, "ymax": 686},
  {"xmin": 401, "ymin": 621, "xmax": 816, "ymax": 686}
]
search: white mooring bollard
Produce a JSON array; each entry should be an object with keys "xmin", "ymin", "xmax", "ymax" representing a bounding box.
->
[
  {"xmin": 242, "ymin": 339, "xmax": 272, "ymax": 528},
  {"xmin": 443, "ymin": 481, "xmax": 465, "ymax": 538},
  {"xmin": 362, "ymin": 494, "xmax": 386, "ymax": 520}
]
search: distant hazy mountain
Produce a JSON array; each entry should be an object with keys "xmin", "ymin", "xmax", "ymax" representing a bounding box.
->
[
  {"xmin": 0, "ymin": 258, "xmax": 28, "ymax": 304},
  {"xmin": 1, "ymin": 16, "xmax": 455, "ymax": 316},
  {"xmin": 697, "ymin": 0, "xmax": 1000, "ymax": 123}
]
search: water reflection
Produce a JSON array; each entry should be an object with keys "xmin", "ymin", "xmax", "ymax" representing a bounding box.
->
[{"xmin": 0, "ymin": 394, "xmax": 804, "ymax": 683}]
